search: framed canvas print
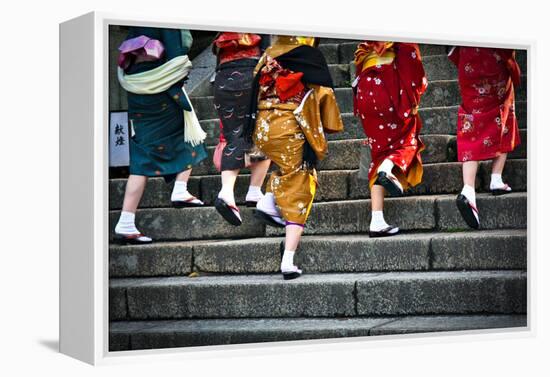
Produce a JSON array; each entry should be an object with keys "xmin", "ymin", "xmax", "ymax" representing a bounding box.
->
[{"xmin": 59, "ymin": 11, "xmax": 531, "ymax": 365}]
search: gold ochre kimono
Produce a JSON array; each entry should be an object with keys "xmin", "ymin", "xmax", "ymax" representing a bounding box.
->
[{"xmin": 253, "ymin": 36, "xmax": 344, "ymax": 225}]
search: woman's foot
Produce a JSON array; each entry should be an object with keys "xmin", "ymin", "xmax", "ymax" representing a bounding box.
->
[
  {"xmin": 375, "ymin": 159, "xmax": 403, "ymax": 197},
  {"xmin": 215, "ymin": 185, "xmax": 242, "ymax": 225},
  {"xmin": 114, "ymin": 211, "xmax": 153, "ymax": 244},
  {"xmin": 114, "ymin": 233, "xmax": 153, "ymax": 245},
  {"xmin": 214, "ymin": 197, "xmax": 242, "ymax": 226},
  {"xmin": 245, "ymin": 185, "xmax": 265, "ymax": 207},
  {"xmin": 280, "ymin": 244, "xmax": 302, "ymax": 280},
  {"xmin": 369, "ymin": 210, "xmax": 399, "ymax": 238},
  {"xmin": 456, "ymin": 185, "xmax": 480, "ymax": 229},
  {"xmin": 171, "ymin": 181, "xmax": 204, "ymax": 207},
  {"xmin": 490, "ymin": 174, "xmax": 512, "ymax": 196},
  {"xmin": 254, "ymin": 193, "xmax": 285, "ymax": 228},
  {"xmin": 369, "ymin": 225, "xmax": 399, "ymax": 238}
]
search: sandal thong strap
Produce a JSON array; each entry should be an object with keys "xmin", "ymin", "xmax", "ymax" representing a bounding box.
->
[
  {"xmin": 183, "ymin": 196, "xmax": 202, "ymax": 203},
  {"xmin": 119, "ymin": 233, "xmax": 145, "ymax": 239},
  {"xmin": 227, "ymin": 203, "xmax": 240, "ymax": 213}
]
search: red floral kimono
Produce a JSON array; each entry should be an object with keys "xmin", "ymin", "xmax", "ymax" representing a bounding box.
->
[
  {"xmin": 353, "ymin": 42, "xmax": 427, "ymax": 189},
  {"xmin": 449, "ymin": 46, "xmax": 521, "ymax": 162}
]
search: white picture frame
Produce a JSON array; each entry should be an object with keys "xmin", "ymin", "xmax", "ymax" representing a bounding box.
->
[{"xmin": 59, "ymin": 11, "xmax": 535, "ymax": 366}]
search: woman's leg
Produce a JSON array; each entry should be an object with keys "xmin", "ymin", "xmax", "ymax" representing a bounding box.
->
[
  {"xmin": 489, "ymin": 153, "xmax": 511, "ymax": 191},
  {"xmin": 281, "ymin": 224, "xmax": 304, "ymax": 274},
  {"xmin": 218, "ymin": 169, "xmax": 239, "ymax": 206},
  {"xmin": 176, "ymin": 168, "xmax": 192, "ymax": 183},
  {"xmin": 115, "ymin": 175, "xmax": 152, "ymax": 241},
  {"xmin": 491, "ymin": 153, "xmax": 507, "ymax": 175},
  {"xmin": 457, "ymin": 160, "xmax": 480, "ymax": 229},
  {"xmin": 246, "ymin": 159, "xmax": 271, "ymax": 204},
  {"xmin": 462, "ymin": 160, "xmax": 479, "ymax": 188},
  {"xmin": 371, "ymin": 184, "xmax": 384, "ymax": 212},
  {"xmin": 249, "ymin": 159, "xmax": 271, "ymax": 187},
  {"xmin": 121, "ymin": 174, "xmax": 148, "ymax": 213},
  {"xmin": 171, "ymin": 168, "xmax": 204, "ymax": 205},
  {"xmin": 460, "ymin": 160, "xmax": 479, "ymax": 206},
  {"xmin": 369, "ymin": 184, "xmax": 398, "ymax": 235},
  {"xmin": 215, "ymin": 169, "xmax": 243, "ymax": 225}
]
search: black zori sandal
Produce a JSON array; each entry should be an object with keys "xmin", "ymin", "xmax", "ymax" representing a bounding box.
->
[
  {"xmin": 214, "ymin": 198, "xmax": 242, "ymax": 226},
  {"xmin": 456, "ymin": 194, "xmax": 480, "ymax": 229},
  {"xmin": 282, "ymin": 267, "xmax": 302, "ymax": 280},
  {"xmin": 369, "ymin": 225, "xmax": 400, "ymax": 238},
  {"xmin": 245, "ymin": 200, "xmax": 259, "ymax": 208},
  {"xmin": 375, "ymin": 171, "xmax": 404, "ymax": 197},
  {"xmin": 279, "ymin": 242, "xmax": 302, "ymax": 280},
  {"xmin": 114, "ymin": 233, "xmax": 153, "ymax": 245},
  {"xmin": 253, "ymin": 209, "xmax": 286, "ymax": 228},
  {"xmin": 172, "ymin": 196, "xmax": 204, "ymax": 208},
  {"xmin": 491, "ymin": 184, "xmax": 512, "ymax": 196}
]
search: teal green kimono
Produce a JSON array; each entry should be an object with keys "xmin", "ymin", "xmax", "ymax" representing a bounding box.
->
[{"xmin": 123, "ymin": 27, "xmax": 207, "ymax": 182}]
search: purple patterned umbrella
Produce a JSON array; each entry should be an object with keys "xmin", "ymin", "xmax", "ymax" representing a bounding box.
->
[{"xmin": 118, "ymin": 35, "xmax": 165, "ymax": 69}]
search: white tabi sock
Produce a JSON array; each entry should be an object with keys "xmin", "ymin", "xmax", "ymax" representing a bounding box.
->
[
  {"xmin": 171, "ymin": 181, "xmax": 188, "ymax": 200},
  {"xmin": 377, "ymin": 159, "xmax": 395, "ymax": 174},
  {"xmin": 218, "ymin": 184, "xmax": 236, "ymax": 206},
  {"xmin": 256, "ymin": 192, "xmax": 285, "ymax": 226},
  {"xmin": 490, "ymin": 174, "xmax": 511, "ymax": 191},
  {"xmin": 281, "ymin": 250, "xmax": 301, "ymax": 273},
  {"xmin": 257, "ymin": 192, "xmax": 277, "ymax": 214},
  {"xmin": 115, "ymin": 211, "xmax": 139, "ymax": 235},
  {"xmin": 115, "ymin": 211, "xmax": 152, "ymax": 241},
  {"xmin": 172, "ymin": 180, "xmax": 203, "ymax": 204},
  {"xmin": 461, "ymin": 184, "xmax": 477, "ymax": 208},
  {"xmin": 370, "ymin": 210, "xmax": 390, "ymax": 232},
  {"xmin": 245, "ymin": 185, "xmax": 264, "ymax": 203}
]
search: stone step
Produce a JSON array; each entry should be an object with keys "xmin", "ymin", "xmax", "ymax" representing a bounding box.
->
[
  {"xmin": 423, "ymin": 55, "xmax": 457, "ymax": 81},
  {"xmin": 109, "ymin": 229, "xmax": 526, "ymax": 277},
  {"xmin": 198, "ymin": 100, "xmax": 527, "ymax": 144},
  {"xmin": 109, "ymin": 192, "xmax": 527, "ymax": 241},
  {"xmin": 192, "ymin": 76, "xmax": 527, "ymax": 120},
  {"xmin": 109, "ymin": 270, "xmax": 526, "ymax": 321},
  {"xmin": 109, "ymin": 159, "xmax": 526, "ymax": 209},
  {"xmin": 109, "ymin": 314, "xmax": 526, "ymax": 351},
  {"xmin": 189, "ymin": 129, "xmax": 527, "ymax": 176},
  {"xmin": 263, "ymin": 192, "xmax": 526, "ymax": 237}
]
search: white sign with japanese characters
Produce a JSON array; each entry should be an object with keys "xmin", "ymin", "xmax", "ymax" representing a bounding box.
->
[{"xmin": 109, "ymin": 111, "xmax": 130, "ymax": 167}]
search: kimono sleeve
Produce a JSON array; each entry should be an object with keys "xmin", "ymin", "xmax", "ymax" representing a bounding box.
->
[
  {"xmin": 161, "ymin": 28, "xmax": 193, "ymax": 111},
  {"xmin": 500, "ymin": 49, "xmax": 521, "ymax": 87},
  {"xmin": 317, "ymin": 86, "xmax": 344, "ymax": 134}
]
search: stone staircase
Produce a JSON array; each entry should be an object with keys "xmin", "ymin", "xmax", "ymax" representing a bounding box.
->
[{"xmin": 109, "ymin": 40, "xmax": 528, "ymax": 351}]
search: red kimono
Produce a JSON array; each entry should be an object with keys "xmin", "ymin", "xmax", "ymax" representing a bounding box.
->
[
  {"xmin": 353, "ymin": 42, "xmax": 427, "ymax": 189},
  {"xmin": 449, "ymin": 47, "xmax": 521, "ymax": 162}
]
